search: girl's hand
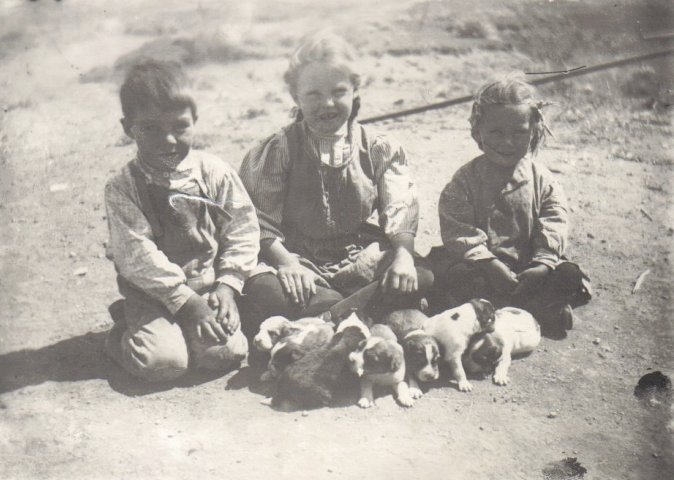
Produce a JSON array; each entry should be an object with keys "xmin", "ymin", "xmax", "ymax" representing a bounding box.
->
[
  {"xmin": 381, "ymin": 248, "xmax": 418, "ymax": 294},
  {"xmin": 479, "ymin": 259, "xmax": 519, "ymax": 293},
  {"xmin": 513, "ymin": 263, "xmax": 551, "ymax": 296},
  {"xmin": 208, "ymin": 284, "xmax": 241, "ymax": 336},
  {"xmin": 277, "ymin": 261, "xmax": 329, "ymax": 307}
]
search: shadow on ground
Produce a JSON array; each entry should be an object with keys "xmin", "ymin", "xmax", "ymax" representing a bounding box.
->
[{"xmin": 0, "ymin": 330, "xmax": 241, "ymax": 397}]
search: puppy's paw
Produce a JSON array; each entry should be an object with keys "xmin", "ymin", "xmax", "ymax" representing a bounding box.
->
[
  {"xmin": 358, "ymin": 397, "xmax": 374, "ymax": 409},
  {"xmin": 458, "ymin": 380, "xmax": 473, "ymax": 392},
  {"xmin": 397, "ymin": 394, "xmax": 415, "ymax": 408},
  {"xmin": 409, "ymin": 387, "xmax": 423, "ymax": 400},
  {"xmin": 493, "ymin": 373, "xmax": 509, "ymax": 386}
]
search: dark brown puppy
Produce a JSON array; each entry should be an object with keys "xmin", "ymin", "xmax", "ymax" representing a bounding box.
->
[
  {"xmin": 381, "ymin": 309, "xmax": 440, "ymax": 399},
  {"xmin": 272, "ymin": 325, "xmax": 367, "ymax": 411}
]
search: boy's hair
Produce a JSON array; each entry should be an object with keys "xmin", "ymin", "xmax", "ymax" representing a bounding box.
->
[
  {"xmin": 119, "ymin": 60, "xmax": 197, "ymax": 121},
  {"xmin": 284, "ymin": 29, "xmax": 361, "ymax": 100},
  {"xmin": 469, "ymin": 76, "xmax": 550, "ymax": 155}
]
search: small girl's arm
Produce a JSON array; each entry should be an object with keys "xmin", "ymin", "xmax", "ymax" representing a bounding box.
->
[
  {"xmin": 531, "ymin": 175, "xmax": 569, "ymax": 268},
  {"xmin": 438, "ymin": 171, "xmax": 494, "ymax": 264}
]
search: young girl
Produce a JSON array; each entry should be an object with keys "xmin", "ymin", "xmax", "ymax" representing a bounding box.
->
[
  {"xmin": 238, "ymin": 30, "xmax": 431, "ymax": 332},
  {"xmin": 427, "ymin": 77, "xmax": 591, "ymax": 338}
]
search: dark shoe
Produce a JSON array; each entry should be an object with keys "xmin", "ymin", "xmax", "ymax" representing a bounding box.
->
[
  {"xmin": 108, "ymin": 299, "xmax": 126, "ymax": 325},
  {"xmin": 560, "ymin": 304, "xmax": 574, "ymax": 331}
]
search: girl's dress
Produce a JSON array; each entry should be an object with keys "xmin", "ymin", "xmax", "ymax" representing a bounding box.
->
[{"xmin": 239, "ymin": 120, "xmax": 418, "ymax": 296}]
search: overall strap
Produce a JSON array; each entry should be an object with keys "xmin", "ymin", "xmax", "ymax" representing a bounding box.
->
[{"xmin": 127, "ymin": 161, "xmax": 164, "ymax": 239}]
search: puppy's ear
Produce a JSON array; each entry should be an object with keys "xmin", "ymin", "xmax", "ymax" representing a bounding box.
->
[
  {"xmin": 280, "ymin": 324, "xmax": 302, "ymax": 338},
  {"xmin": 389, "ymin": 352, "xmax": 403, "ymax": 372},
  {"xmin": 470, "ymin": 298, "xmax": 495, "ymax": 329}
]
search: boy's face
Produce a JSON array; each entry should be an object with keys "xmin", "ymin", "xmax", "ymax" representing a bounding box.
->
[
  {"xmin": 477, "ymin": 104, "xmax": 532, "ymax": 167},
  {"xmin": 294, "ymin": 62, "xmax": 354, "ymax": 136},
  {"xmin": 123, "ymin": 105, "xmax": 195, "ymax": 171}
]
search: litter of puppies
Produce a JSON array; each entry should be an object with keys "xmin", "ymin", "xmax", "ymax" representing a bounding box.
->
[{"xmin": 257, "ymin": 300, "xmax": 544, "ymax": 411}]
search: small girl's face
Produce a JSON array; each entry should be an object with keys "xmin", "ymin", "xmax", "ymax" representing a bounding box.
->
[
  {"xmin": 477, "ymin": 104, "xmax": 532, "ymax": 167},
  {"xmin": 294, "ymin": 62, "xmax": 355, "ymax": 135}
]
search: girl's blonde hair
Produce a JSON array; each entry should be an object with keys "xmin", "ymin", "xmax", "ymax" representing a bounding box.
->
[
  {"xmin": 284, "ymin": 29, "xmax": 361, "ymax": 99},
  {"xmin": 469, "ymin": 76, "xmax": 551, "ymax": 155}
]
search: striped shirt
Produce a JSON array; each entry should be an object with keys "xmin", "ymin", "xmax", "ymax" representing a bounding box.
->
[
  {"xmin": 439, "ymin": 154, "xmax": 568, "ymax": 271},
  {"xmin": 105, "ymin": 150, "xmax": 260, "ymax": 314},
  {"xmin": 239, "ymin": 121, "xmax": 418, "ymax": 263}
]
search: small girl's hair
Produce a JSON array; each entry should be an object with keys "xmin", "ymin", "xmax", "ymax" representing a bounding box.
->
[
  {"xmin": 284, "ymin": 30, "xmax": 361, "ymax": 121},
  {"xmin": 120, "ymin": 59, "xmax": 197, "ymax": 121},
  {"xmin": 469, "ymin": 76, "xmax": 551, "ymax": 155}
]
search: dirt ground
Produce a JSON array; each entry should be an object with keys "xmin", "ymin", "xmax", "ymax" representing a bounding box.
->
[{"xmin": 1, "ymin": 1, "xmax": 673, "ymax": 479}]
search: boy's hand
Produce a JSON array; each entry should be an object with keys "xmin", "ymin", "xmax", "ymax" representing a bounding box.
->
[
  {"xmin": 381, "ymin": 247, "xmax": 418, "ymax": 294},
  {"xmin": 277, "ymin": 260, "xmax": 329, "ymax": 307},
  {"xmin": 208, "ymin": 284, "xmax": 240, "ymax": 336},
  {"xmin": 478, "ymin": 259, "xmax": 518, "ymax": 293},
  {"xmin": 176, "ymin": 293, "xmax": 228, "ymax": 344},
  {"xmin": 513, "ymin": 263, "xmax": 551, "ymax": 296}
]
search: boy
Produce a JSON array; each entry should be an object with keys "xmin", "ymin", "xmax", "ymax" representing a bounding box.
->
[
  {"xmin": 104, "ymin": 60, "xmax": 259, "ymax": 381},
  {"xmin": 426, "ymin": 77, "xmax": 591, "ymax": 338}
]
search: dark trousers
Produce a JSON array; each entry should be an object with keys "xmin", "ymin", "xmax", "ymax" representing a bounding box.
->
[
  {"xmin": 423, "ymin": 248, "xmax": 591, "ymax": 336},
  {"xmin": 238, "ymin": 266, "xmax": 435, "ymax": 339}
]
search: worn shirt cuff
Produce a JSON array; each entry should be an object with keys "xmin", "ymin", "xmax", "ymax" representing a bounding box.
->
[
  {"xmin": 215, "ymin": 272, "xmax": 245, "ymax": 294},
  {"xmin": 464, "ymin": 245, "xmax": 496, "ymax": 263},
  {"xmin": 531, "ymin": 249, "xmax": 559, "ymax": 269},
  {"xmin": 164, "ymin": 284, "xmax": 197, "ymax": 315}
]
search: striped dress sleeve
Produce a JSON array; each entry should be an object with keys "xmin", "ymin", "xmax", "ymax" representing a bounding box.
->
[
  {"xmin": 238, "ymin": 131, "xmax": 291, "ymax": 244},
  {"xmin": 368, "ymin": 132, "xmax": 419, "ymax": 238}
]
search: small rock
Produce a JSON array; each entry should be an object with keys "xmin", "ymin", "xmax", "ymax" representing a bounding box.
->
[
  {"xmin": 614, "ymin": 325, "xmax": 621, "ymax": 331},
  {"xmin": 652, "ymin": 452, "xmax": 659, "ymax": 458},
  {"xmin": 587, "ymin": 232, "xmax": 595, "ymax": 239},
  {"xmin": 73, "ymin": 267, "xmax": 88, "ymax": 276},
  {"xmin": 592, "ymin": 338, "xmax": 601, "ymax": 345},
  {"xmin": 49, "ymin": 183, "xmax": 70, "ymax": 193},
  {"xmin": 301, "ymin": 411, "xmax": 308, "ymax": 417},
  {"xmin": 68, "ymin": 251, "xmax": 76, "ymax": 258},
  {"xmin": 547, "ymin": 411, "xmax": 558, "ymax": 419},
  {"xmin": 479, "ymin": 426, "xmax": 484, "ymax": 431}
]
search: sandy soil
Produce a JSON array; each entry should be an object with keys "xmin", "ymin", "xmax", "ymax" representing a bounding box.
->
[{"xmin": 1, "ymin": 1, "xmax": 672, "ymax": 479}]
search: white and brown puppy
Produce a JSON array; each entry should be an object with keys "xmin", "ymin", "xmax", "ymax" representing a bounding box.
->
[
  {"xmin": 336, "ymin": 312, "xmax": 371, "ymax": 338},
  {"xmin": 253, "ymin": 315, "xmax": 326, "ymax": 352},
  {"xmin": 423, "ymin": 298, "xmax": 496, "ymax": 392},
  {"xmin": 348, "ymin": 324, "xmax": 414, "ymax": 408},
  {"xmin": 262, "ymin": 323, "xmax": 335, "ymax": 380},
  {"xmin": 381, "ymin": 309, "xmax": 440, "ymax": 399},
  {"xmin": 464, "ymin": 306, "xmax": 541, "ymax": 386}
]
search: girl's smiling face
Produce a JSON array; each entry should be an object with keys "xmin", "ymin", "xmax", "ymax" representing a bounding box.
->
[
  {"xmin": 294, "ymin": 62, "xmax": 355, "ymax": 135},
  {"xmin": 477, "ymin": 104, "xmax": 532, "ymax": 167}
]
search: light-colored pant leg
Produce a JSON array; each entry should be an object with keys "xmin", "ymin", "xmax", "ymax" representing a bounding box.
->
[
  {"xmin": 106, "ymin": 294, "xmax": 249, "ymax": 380},
  {"xmin": 186, "ymin": 326, "xmax": 248, "ymax": 371},
  {"xmin": 105, "ymin": 300, "xmax": 190, "ymax": 382}
]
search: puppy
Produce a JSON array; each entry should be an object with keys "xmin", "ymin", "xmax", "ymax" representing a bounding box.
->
[
  {"xmin": 464, "ymin": 306, "xmax": 541, "ymax": 386},
  {"xmin": 423, "ymin": 298, "xmax": 496, "ymax": 392},
  {"xmin": 253, "ymin": 315, "xmax": 326, "ymax": 352},
  {"xmin": 348, "ymin": 324, "xmax": 414, "ymax": 408},
  {"xmin": 262, "ymin": 323, "xmax": 334, "ymax": 380},
  {"xmin": 336, "ymin": 311, "xmax": 371, "ymax": 338},
  {"xmin": 381, "ymin": 309, "xmax": 440, "ymax": 399},
  {"xmin": 272, "ymin": 323, "xmax": 367, "ymax": 411}
]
